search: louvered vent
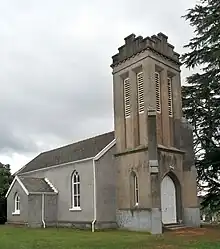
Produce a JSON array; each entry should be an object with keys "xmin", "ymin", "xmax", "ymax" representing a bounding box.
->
[
  {"xmin": 137, "ymin": 72, "xmax": 144, "ymax": 113},
  {"xmin": 155, "ymin": 72, "xmax": 161, "ymax": 112},
  {"xmin": 167, "ymin": 77, "xmax": 173, "ymax": 116},
  {"xmin": 124, "ymin": 78, "xmax": 131, "ymax": 118}
]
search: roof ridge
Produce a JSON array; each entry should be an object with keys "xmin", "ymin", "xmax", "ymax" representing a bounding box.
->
[{"xmin": 40, "ymin": 130, "xmax": 114, "ymax": 155}]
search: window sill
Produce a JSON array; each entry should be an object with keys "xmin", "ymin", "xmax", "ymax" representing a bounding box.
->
[
  {"xmin": 69, "ymin": 207, "xmax": 82, "ymax": 212},
  {"xmin": 12, "ymin": 211, "xmax": 20, "ymax": 216}
]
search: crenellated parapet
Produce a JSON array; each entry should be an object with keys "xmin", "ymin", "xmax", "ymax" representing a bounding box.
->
[{"xmin": 111, "ymin": 33, "xmax": 181, "ymax": 68}]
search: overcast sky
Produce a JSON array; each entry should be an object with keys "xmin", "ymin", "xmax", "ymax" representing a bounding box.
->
[{"xmin": 0, "ymin": 0, "xmax": 197, "ymax": 173}]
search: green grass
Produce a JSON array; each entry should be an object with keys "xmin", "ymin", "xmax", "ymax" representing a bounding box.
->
[{"xmin": 0, "ymin": 225, "xmax": 220, "ymax": 249}]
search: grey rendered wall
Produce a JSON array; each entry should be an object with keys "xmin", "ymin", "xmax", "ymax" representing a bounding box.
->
[
  {"xmin": 28, "ymin": 194, "xmax": 42, "ymax": 227},
  {"xmin": 7, "ymin": 180, "xmax": 28, "ymax": 224},
  {"xmin": 45, "ymin": 195, "xmax": 58, "ymax": 225},
  {"xmin": 95, "ymin": 145, "xmax": 117, "ymax": 225},
  {"xmin": 19, "ymin": 160, "xmax": 94, "ymax": 224}
]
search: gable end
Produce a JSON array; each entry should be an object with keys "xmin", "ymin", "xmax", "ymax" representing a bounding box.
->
[{"xmin": 5, "ymin": 176, "xmax": 29, "ymax": 198}]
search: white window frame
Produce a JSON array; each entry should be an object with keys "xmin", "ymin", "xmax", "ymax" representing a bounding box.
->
[
  {"xmin": 70, "ymin": 171, "xmax": 81, "ymax": 211},
  {"xmin": 12, "ymin": 193, "xmax": 20, "ymax": 215},
  {"xmin": 167, "ymin": 77, "xmax": 173, "ymax": 117},
  {"xmin": 137, "ymin": 72, "xmax": 144, "ymax": 114},
  {"xmin": 134, "ymin": 173, "xmax": 139, "ymax": 206},
  {"xmin": 123, "ymin": 77, "xmax": 131, "ymax": 118},
  {"xmin": 155, "ymin": 72, "xmax": 161, "ymax": 113}
]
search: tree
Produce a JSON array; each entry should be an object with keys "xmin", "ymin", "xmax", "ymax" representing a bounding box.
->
[
  {"xmin": 0, "ymin": 163, "xmax": 13, "ymax": 224},
  {"xmin": 181, "ymin": 0, "xmax": 220, "ymax": 212}
]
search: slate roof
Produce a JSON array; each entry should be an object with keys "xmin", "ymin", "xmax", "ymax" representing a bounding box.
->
[
  {"xmin": 18, "ymin": 131, "xmax": 114, "ymax": 174},
  {"xmin": 19, "ymin": 177, "xmax": 56, "ymax": 193}
]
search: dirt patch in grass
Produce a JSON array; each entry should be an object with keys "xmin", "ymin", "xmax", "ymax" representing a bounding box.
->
[
  {"xmin": 156, "ymin": 246, "xmax": 176, "ymax": 249},
  {"xmin": 166, "ymin": 225, "xmax": 220, "ymax": 244},
  {"xmin": 173, "ymin": 228, "xmax": 208, "ymax": 236}
]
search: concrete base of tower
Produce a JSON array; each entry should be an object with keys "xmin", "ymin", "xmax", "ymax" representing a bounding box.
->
[
  {"xmin": 151, "ymin": 208, "xmax": 162, "ymax": 234},
  {"xmin": 183, "ymin": 207, "xmax": 201, "ymax": 227},
  {"xmin": 116, "ymin": 209, "xmax": 162, "ymax": 234}
]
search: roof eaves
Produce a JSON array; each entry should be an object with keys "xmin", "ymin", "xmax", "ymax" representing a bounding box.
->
[
  {"xmin": 19, "ymin": 156, "xmax": 94, "ymax": 175},
  {"xmin": 29, "ymin": 192, "xmax": 58, "ymax": 195},
  {"xmin": 13, "ymin": 152, "xmax": 43, "ymax": 176}
]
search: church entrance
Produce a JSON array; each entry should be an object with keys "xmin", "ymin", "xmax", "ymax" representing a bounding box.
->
[{"xmin": 161, "ymin": 175, "xmax": 177, "ymax": 224}]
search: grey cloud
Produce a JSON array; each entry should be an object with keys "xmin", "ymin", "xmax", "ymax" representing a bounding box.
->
[{"xmin": 0, "ymin": 124, "xmax": 38, "ymax": 154}]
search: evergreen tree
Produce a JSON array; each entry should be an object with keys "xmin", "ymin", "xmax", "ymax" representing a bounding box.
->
[
  {"xmin": 181, "ymin": 0, "xmax": 220, "ymax": 211},
  {"xmin": 0, "ymin": 163, "xmax": 13, "ymax": 223}
]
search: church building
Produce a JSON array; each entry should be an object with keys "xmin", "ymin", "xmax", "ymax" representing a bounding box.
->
[{"xmin": 6, "ymin": 32, "xmax": 200, "ymax": 234}]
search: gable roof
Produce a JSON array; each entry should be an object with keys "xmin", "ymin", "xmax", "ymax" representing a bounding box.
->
[
  {"xmin": 19, "ymin": 177, "xmax": 57, "ymax": 193},
  {"xmin": 17, "ymin": 131, "xmax": 115, "ymax": 174},
  {"xmin": 5, "ymin": 176, "xmax": 57, "ymax": 197}
]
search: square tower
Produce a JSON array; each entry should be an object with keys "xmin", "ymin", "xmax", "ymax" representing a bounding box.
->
[{"xmin": 111, "ymin": 33, "xmax": 200, "ymax": 234}]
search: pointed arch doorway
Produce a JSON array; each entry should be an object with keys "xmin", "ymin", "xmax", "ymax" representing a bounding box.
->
[{"xmin": 161, "ymin": 175, "xmax": 177, "ymax": 224}]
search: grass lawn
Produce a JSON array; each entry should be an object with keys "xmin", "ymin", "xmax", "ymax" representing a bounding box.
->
[{"xmin": 0, "ymin": 225, "xmax": 220, "ymax": 249}]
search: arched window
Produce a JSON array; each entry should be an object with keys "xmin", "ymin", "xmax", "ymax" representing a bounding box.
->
[
  {"xmin": 14, "ymin": 193, "xmax": 20, "ymax": 214},
  {"xmin": 134, "ymin": 173, "xmax": 139, "ymax": 206},
  {"xmin": 130, "ymin": 172, "xmax": 139, "ymax": 207},
  {"xmin": 72, "ymin": 171, "xmax": 80, "ymax": 209}
]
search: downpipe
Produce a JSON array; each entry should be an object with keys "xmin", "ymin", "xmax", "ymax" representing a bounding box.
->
[
  {"xmin": 91, "ymin": 159, "xmax": 96, "ymax": 232},
  {"xmin": 42, "ymin": 194, "xmax": 46, "ymax": 228}
]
